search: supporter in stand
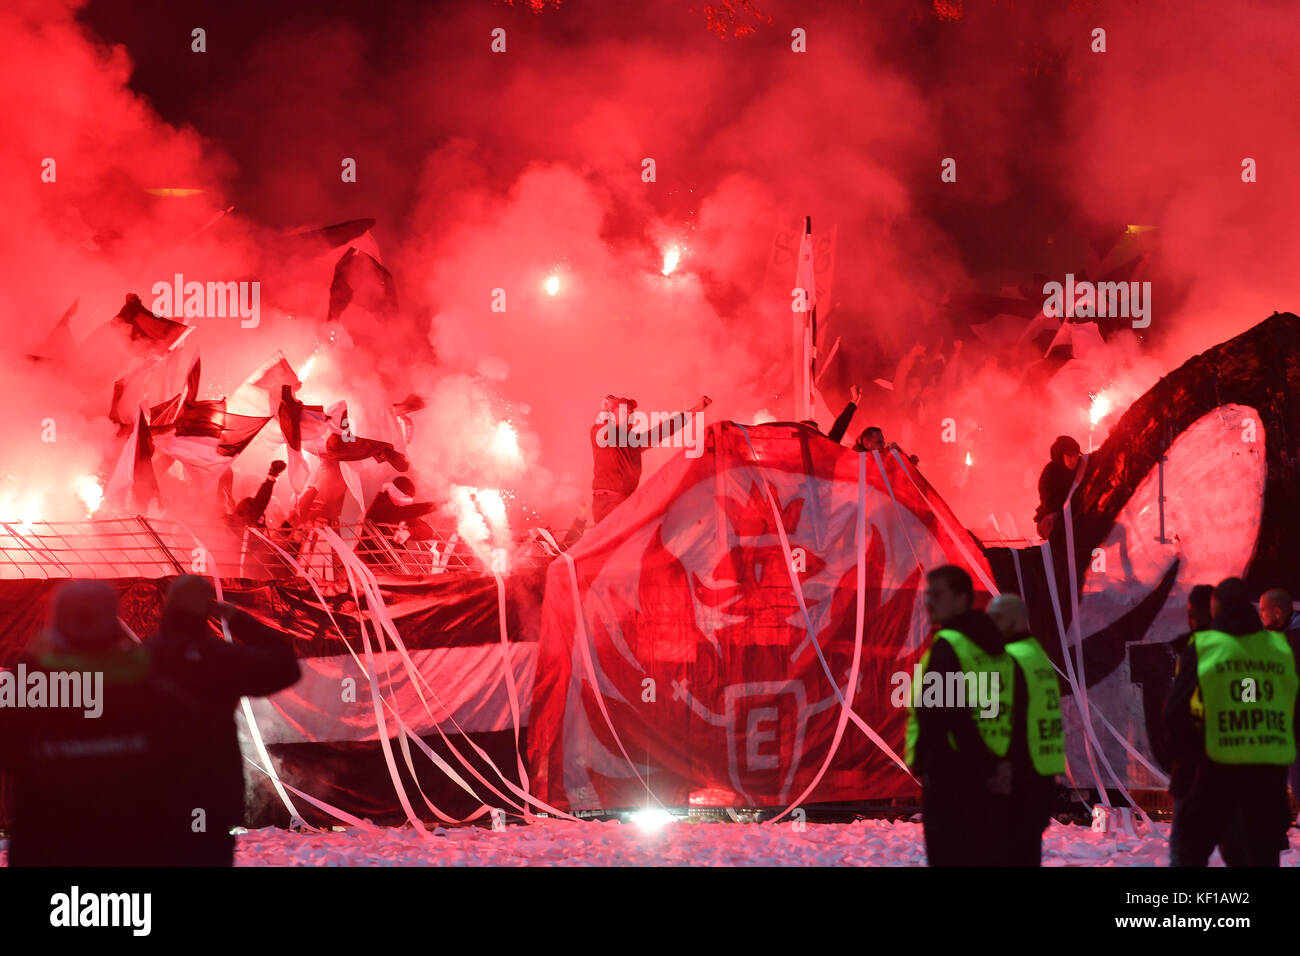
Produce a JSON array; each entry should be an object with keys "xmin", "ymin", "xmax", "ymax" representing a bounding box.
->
[
  {"xmin": 1033, "ymin": 436, "xmax": 1083, "ymax": 541},
  {"xmin": 228, "ymin": 460, "xmax": 288, "ymax": 530},
  {"xmin": 591, "ymin": 393, "xmax": 711, "ymax": 524},
  {"xmin": 822, "ymin": 385, "xmax": 862, "ymax": 443},
  {"xmin": 852, "ymin": 425, "xmax": 920, "ymax": 464},
  {"xmin": 364, "ymin": 475, "xmax": 435, "ymax": 541}
]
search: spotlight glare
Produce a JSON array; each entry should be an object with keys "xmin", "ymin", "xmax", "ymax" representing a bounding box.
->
[{"xmin": 627, "ymin": 807, "xmax": 677, "ymax": 831}]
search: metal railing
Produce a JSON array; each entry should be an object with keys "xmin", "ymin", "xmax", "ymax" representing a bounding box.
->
[{"xmin": 0, "ymin": 518, "xmax": 555, "ymax": 581}]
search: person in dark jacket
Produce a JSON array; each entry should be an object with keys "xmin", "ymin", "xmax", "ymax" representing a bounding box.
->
[
  {"xmin": 1164, "ymin": 577, "xmax": 1299, "ymax": 866},
  {"xmin": 823, "ymin": 386, "xmax": 861, "ymax": 443},
  {"xmin": 1170, "ymin": 584, "xmax": 1215, "ymax": 657},
  {"xmin": 1259, "ymin": 588, "xmax": 1300, "ymax": 804},
  {"xmin": 146, "ymin": 575, "xmax": 301, "ymax": 866},
  {"xmin": 988, "ymin": 593, "xmax": 1060, "ymax": 866},
  {"xmin": 852, "ymin": 425, "xmax": 921, "ymax": 464},
  {"xmin": 909, "ymin": 565, "xmax": 1013, "ymax": 866},
  {"xmin": 1140, "ymin": 584, "xmax": 1215, "ymax": 793},
  {"xmin": 1034, "ymin": 436, "xmax": 1083, "ymax": 540},
  {"xmin": 0, "ymin": 580, "xmax": 186, "ymax": 866},
  {"xmin": 229, "ymin": 460, "xmax": 287, "ymax": 530},
  {"xmin": 590, "ymin": 393, "xmax": 710, "ymax": 523},
  {"xmin": 364, "ymin": 475, "xmax": 436, "ymax": 539}
]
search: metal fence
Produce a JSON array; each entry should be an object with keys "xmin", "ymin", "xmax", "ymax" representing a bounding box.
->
[{"xmin": 0, "ymin": 517, "xmax": 555, "ymax": 581}]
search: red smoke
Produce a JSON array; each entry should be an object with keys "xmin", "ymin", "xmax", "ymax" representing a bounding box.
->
[{"xmin": 5, "ymin": 0, "xmax": 1299, "ymax": 544}]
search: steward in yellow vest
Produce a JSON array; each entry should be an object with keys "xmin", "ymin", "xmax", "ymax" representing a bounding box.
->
[
  {"xmin": 1165, "ymin": 578, "xmax": 1300, "ymax": 867},
  {"xmin": 989, "ymin": 594, "xmax": 1063, "ymax": 867},
  {"xmin": 910, "ymin": 566, "xmax": 1014, "ymax": 866}
]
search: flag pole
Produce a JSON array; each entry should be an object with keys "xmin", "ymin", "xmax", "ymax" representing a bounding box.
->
[
  {"xmin": 806, "ymin": 215, "xmax": 816, "ymax": 421},
  {"xmin": 795, "ymin": 216, "xmax": 816, "ymax": 421}
]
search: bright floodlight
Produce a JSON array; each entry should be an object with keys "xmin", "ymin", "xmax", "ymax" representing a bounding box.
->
[
  {"xmin": 544, "ymin": 275, "xmax": 560, "ymax": 296},
  {"xmin": 628, "ymin": 807, "xmax": 676, "ymax": 831},
  {"xmin": 662, "ymin": 246, "xmax": 680, "ymax": 276}
]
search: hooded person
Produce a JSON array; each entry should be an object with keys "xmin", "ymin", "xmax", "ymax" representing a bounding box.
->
[
  {"xmin": 905, "ymin": 565, "xmax": 1014, "ymax": 866},
  {"xmin": 365, "ymin": 474, "xmax": 435, "ymax": 538},
  {"xmin": 1164, "ymin": 577, "xmax": 1300, "ymax": 866},
  {"xmin": 1034, "ymin": 436, "xmax": 1083, "ymax": 540},
  {"xmin": 145, "ymin": 575, "xmax": 301, "ymax": 865},
  {"xmin": 0, "ymin": 580, "xmax": 184, "ymax": 866}
]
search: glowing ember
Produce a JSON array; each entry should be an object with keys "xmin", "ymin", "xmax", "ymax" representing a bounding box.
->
[
  {"xmin": 1090, "ymin": 391, "xmax": 1114, "ymax": 426},
  {"xmin": 544, "ymin": 275, "xmax": 560, "ymax": 296},
  {"xmin": 662, "ymin": 246, "xmax": 680, "ymax": 275},
  {"xmin": 74, "ymin": 476, "xmax": 103, "ymax": 515}
]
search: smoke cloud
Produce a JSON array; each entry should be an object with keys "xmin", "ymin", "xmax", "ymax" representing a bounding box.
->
[{"xmin": 5, "ymin": 0, "xmax": 1298, "ymax": 547}]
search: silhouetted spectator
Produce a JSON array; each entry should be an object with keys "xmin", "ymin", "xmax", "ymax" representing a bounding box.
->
[
  {"xmin": 146, "ymin": 576, "xmax": 301, "ymax": 865},
  {"xmin": 0, "ymin": 581, "xmax": 186, "ymax": 866}
]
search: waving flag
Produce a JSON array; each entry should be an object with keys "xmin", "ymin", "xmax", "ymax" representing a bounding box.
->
[
  {"xmin": 111, "ymin": 293, "xmax": 189, "ymax": 353},
  {"xmin": 105, "ymin": 408, "xmax": 159, "ymax": 512}
]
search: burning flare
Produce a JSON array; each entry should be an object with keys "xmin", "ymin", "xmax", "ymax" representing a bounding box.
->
[
  {"xmin": 1089, "ymin": 391, "xmax": 1114, "ymax": 426},
  {"xmin": 74, "ymin": 476, "xmax": 103, "ymax": 515},
  {"xmin": 544, "ymin": 275, "xmax": 560, "ymax": 296},
  {"xmin": 661, "ymin": 246, "xmax": 680, "ymax": 275},
  {"xmin": 492, "ymin": 421, "xmax": 520, "ymax": 463}
]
